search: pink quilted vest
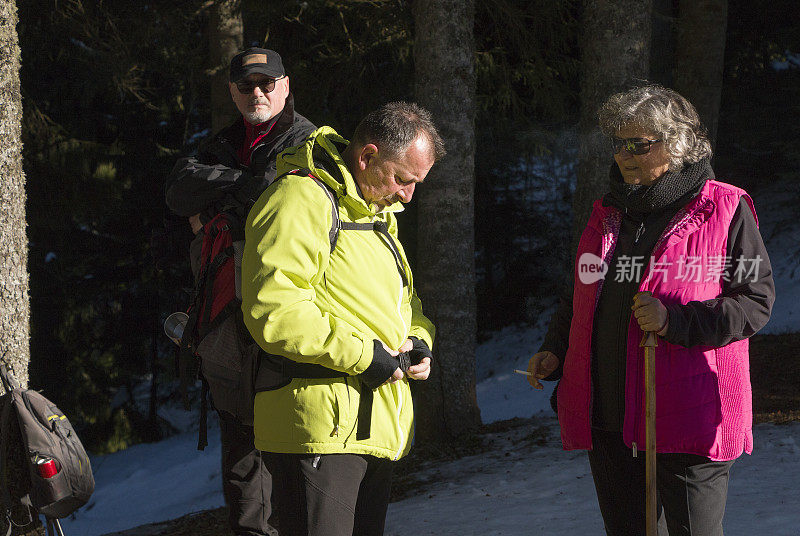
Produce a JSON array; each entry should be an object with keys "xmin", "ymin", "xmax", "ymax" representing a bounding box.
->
[{"xmin": 558, "ymin": 180, "xmax": 757, "ymax": 461}]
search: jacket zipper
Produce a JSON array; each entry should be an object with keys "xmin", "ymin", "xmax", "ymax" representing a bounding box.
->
[
  {"xmin": 634, "ymin": 221, "xmax": 645, "ymax": 244},
  {"xmin": 392, "ymin": 382, "xmax": 405, "ymax": 461},
  {"xmin": 627, "ymin": 215, "xmax": 652, "ymax": 457},
  {"xmin": 630, "ymin": 272, "xmax": 652, "ymax": 458},
  {"xmin": 629, "ymin": 280, "xmax": 644, "ymax": 458},
  {"xmin": 618, "ymin": 287, "xmax": 640, "ymax": 459}
]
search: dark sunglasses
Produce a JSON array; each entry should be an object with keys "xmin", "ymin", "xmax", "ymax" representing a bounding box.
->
[
  {"xmin": 235, "ymin": 76, "xmax": 284, "ymax": 94},
  {"xmin": 611, "ymin": 137, "xmax": 662, "ymax": 155}
]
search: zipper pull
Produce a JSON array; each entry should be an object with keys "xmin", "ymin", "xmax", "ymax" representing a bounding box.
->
[
  {"xmin": 634, "ymin": 222, "xmax": 645, "ymax": 244},
  {"xmin": 632, "ymin": 442, "xmax": 638, "ymax": 458},
  {"xmin": 312, "ymin": 455, "xmax": 321, "ymax": 469}
]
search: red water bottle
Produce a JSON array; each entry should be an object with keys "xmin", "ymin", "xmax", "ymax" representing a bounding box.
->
[{"xmin": 37, "ymin": 457, "xmax": 59, "ymax": 479}]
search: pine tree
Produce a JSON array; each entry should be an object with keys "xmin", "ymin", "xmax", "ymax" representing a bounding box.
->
[
  {"xmin": 0, "ymin": 0, "xmax": 29, "ymax": 391},
  {"xmin": 574, "ymin": 0, "xmax": 652, "ymax": 240},
  {"xmin": 413, "ymin": 0, "xmax": 482, "ymax": 442},
  {"xmin": 209, "ymin": 0, "xmax": 243, "ymax": 133},
  {"xmin": 673, "ymin": 0, "xmax": 728, "ymax": 146}
]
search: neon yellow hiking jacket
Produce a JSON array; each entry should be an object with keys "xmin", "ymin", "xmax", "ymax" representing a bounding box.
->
[{"xmin": 241, "ymin": 126, "xmax": 435, "ymax": 460}]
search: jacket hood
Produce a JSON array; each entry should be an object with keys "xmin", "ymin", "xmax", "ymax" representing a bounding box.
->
[{"xmin": 277, "ymin": 126, "xmax": 405, "ymax": 218}]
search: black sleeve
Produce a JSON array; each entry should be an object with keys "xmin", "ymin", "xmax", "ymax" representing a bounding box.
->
[
  {"xmin": 165, "ymin": 116, "xmax": 316, "ymax": 219},
  {"xmin": 661, "ymin": 198, "xmax": 775, "ymax": 348},
  {"xmin": 165, "ymin": 156, "xmax": 249, "ymax": 217},
  {"xmin": 536, "ymin": 276, "xmax": 574, "ymax": 380}
]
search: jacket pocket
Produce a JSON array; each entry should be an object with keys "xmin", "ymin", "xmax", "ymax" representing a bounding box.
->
[{"xmin": 290, "ymin": 378, "xmax": 353, "ymax": 444}]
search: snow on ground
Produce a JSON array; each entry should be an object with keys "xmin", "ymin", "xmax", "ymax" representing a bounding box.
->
[
  {"xmin": 384, "ymin": 420, "xmax": 800, "ymax": 536},
  {"xmin": 59, "ymin": 367, "xmax": 800, "ymax": 536},
  {"xmin": 386, "ymin": 416, "xmax": 603, "ymax": 536},
  {"xmin": 56, "ymin": 175, "xmax": 800, "ymax": 535},
  {"xmin": 63, "ymin": 419, "xmax": 225, "ymax": 535},
  {"xmin": 474, "ymin": 313, "xmax": 556, "ymax": 424},
  {"xmin": 61, "ymin": 414, "xmax": 800, "ymax": 535}
]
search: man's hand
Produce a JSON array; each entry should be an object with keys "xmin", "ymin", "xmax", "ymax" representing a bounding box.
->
[
  {"xmin": 406, "ymin": 357, "xmax": 431, "ymax": 380},
  {"xmin": 189, "ymin": 213, "xmax": 203, "ymax": 235},
  {"xmin": 526, "ymin": 351, "xmax": 559, "ymax": 390},
  {"xmin": 398, "ymin": 338, "xmax": 432, "ymax": 380},
  {"xmin": 381, "ymin": 341, "xmax": 404, "ymax": 385},
  {"xmin": 632, "ymin": 291, "xmax": 669, "ymax": 335}
]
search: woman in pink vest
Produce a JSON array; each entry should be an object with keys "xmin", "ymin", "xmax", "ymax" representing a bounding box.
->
[{"xmin": 526, "ymin": 85, "xmax": 774, "ymax": 536}]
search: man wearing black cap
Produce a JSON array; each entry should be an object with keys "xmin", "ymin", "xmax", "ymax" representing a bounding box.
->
[
  {"xmin": 165, "ymin": 47, "xmax": 316, "ymax": 536},
  {"xmin": 167, "ymin": 47, "xmax": 316, "ymax": 231}
]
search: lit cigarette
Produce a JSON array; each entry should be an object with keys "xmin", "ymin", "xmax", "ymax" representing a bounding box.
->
[{"xmin": 514, "ymin": 369, "xmax": 533, "ymax": 376}]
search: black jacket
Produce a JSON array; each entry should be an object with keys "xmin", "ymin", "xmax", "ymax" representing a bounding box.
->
[{"xmin": 165, "ymin": 94, "xmax": 316, "ymax": 221}]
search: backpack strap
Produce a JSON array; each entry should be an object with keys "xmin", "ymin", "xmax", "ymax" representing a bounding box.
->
[
  {"xmin": 311, "ymin": 177, "xmax": 342, "ymax": 252},
  {"xmin": 281, "ymin": 170, "xmax": 408, "ymax": 285},
  {"xmin": 197, "ymin": 244, "xmax": 235, "ymax": 338},
  {"xmin": 1, "ymin": 394, "xmax": 14, "ymax": 528},
  {"xmin": 46, "ymin": 516, "xmax": 65, "ymax": 536},
  {"xmin": 0, "ymin": 362, "xmax": 17, "ymax": 524},
  {"xmin": 274, "ymin": 168, "xmax": 341, "ymax": 253},
  {"xmin": 369, "ymin": 221, "xmax": 409, "ymax": 287},
  {"xmin": 1, "ymin": 390, "xmax": 35, "ymax": 536},
  {"xmin": 197, "ymin": 378, "xmax": 210, "ymax": 451},
  {"xmin": 356, "ymin": 388, "xmax": 373, "ymax": 441},
  {"xmin": 177, "ymin": 216, "xmax": 233, "ymax": 411},
  {"xmin": 0, "ymin": 364, "xmax": 19, "ymax": 394}
]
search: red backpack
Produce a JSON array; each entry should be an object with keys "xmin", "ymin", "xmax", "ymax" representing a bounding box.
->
[{"xmin": 176, "ymin": 170, "xmax": 342, "ymax": 449}]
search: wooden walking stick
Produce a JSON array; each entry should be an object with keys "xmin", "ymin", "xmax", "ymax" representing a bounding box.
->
[{"xmin": 640, "ymin": 319, "xmax": 658, "ymax": 536}]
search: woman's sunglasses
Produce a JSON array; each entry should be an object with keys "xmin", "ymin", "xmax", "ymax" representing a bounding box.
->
[{"xmin": 612, "ymin": 137, "xmax": 662, "ymax": 156}]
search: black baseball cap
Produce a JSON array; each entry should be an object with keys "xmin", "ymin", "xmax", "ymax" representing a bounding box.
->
[{"xmin": 229, "ymin": 48, "xmax": 285, "ymax": 82}]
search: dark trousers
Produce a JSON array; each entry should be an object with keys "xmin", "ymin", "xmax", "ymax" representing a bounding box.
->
[
  {"xmin": 588, "ymin": 429, "xmax": 734, "ymax": 536},
  {"xmin": 264, "ymin": 452, "xmax": 393, "ymax": 536},
  {"xmin": 218, "ymin": 412, "xmax": 278, "ymax": 536}
]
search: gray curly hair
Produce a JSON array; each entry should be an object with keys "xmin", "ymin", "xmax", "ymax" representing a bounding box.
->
[{"xmin": 598, "ymin": 84, "xmax": 712, "ymax": 170}]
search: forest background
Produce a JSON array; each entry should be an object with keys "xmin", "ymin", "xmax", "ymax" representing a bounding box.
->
[{"xmin": 2, "ymin": 0, "xmax": 799, "ymax": 457}]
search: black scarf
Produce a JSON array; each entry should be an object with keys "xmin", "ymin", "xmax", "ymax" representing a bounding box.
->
[{"xmin": 606, "ymin": 158, "xmax": 713, "ymax": 217}]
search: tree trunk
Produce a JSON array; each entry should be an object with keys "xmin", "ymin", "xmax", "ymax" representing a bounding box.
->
[
  {"xmin": 673, "ymin": 0, "xmax": 728, "ymax": 146},
  {"xmin": 0, "ymin": 0, "xmax": 30, "ymax": 392},
  {"xmin": 413, "ymin": 0, "xmax": 481, "ymax": 443},
  {"xmin": 649, "ymin": 0, "xmax": 677, "ymax": 87},
  {"xmin": 574, "ymin": 0, "xmax": 653, "ymax": 242},
  {"xmin": 1, "ymin": 4, "xmax": 35, "ymax": 531},
  {"xmin": 209, "ymin": 0, "xmax": 243, "ymax": 133}
]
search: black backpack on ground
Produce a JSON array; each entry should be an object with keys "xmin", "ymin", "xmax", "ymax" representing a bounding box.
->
[{"xmin": 0, "ymin": 364, "xmax": 94, "ymax": 536}]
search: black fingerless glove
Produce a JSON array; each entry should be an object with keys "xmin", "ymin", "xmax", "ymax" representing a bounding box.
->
[
  {"xmin": 359, "ymin": 340, "xmax": 399, "ymax": 390},
  {"xmin": 407, "ymin": 336, "xmax": 433, "ymax": 366}
]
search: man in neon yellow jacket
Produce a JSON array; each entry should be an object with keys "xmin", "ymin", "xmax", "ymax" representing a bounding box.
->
[{"xmin": 241, "ymin": 102, "xmax": 445, "ymax": 536}]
